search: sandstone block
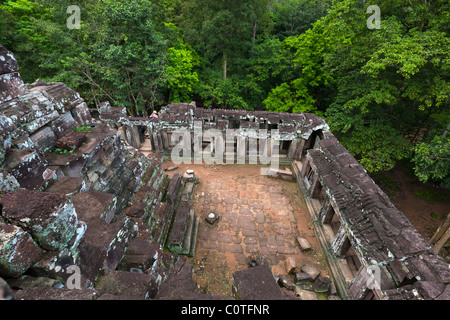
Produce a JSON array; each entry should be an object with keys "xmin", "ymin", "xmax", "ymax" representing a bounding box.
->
[
  {"xmin": 232, "ymin": 264, "xmax": 284, "ymax": 300},
  {"xmin": 42, "ymin": 82, "xmax": 81, "ymax": 113},
  {"xmin": 0, "ymin": 72, "xmax": 28, "ymax": 103},
  {"xmin": 55, "ymin": 131, "xmax": 87, "ymax": 151},
  {"xmin": 0, "ymin": 45, "xmax": 19, "ymax": 74},
  {"xmin": 71, "ymin": 102, "xmax": 92, "ymax": 126},
  {"xmin": 0, "ymin": 224, "xmax": 43, "ymax": 278},
  {"xmin": 77, "ymin": 217, "xmax": 137, "ymax": 282},
  {"xmin": 51, "ymin": 112, "xmax": 78, "ymax": 139},
  {"xmin": 0, "ymin": 188, "xmax": 81, "ymax": 251},
  {"xmin": 30, "ymin": 126, "xmax": 57, "ymax": 155}
]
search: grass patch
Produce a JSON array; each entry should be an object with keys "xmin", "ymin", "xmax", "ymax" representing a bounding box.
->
[
  {"xmin": 76, "ymin": 126, "xmax": 91, "ymax": 133},
  {"xmin": 414, "ymin": 190, "xmax": 450, "ymax": 202}
]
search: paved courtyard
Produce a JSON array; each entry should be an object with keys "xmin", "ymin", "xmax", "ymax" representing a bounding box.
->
[{"xmin": 162, "ymin": 161, "xmax": 329, "ymax": 297}]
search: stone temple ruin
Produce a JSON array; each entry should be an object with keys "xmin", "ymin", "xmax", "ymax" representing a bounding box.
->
[{"xmin": 0, "ymin": 45, "xmax": 449, "ymax": 300}]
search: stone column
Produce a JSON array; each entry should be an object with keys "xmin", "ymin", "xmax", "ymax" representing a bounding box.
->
[
  {"xmin": 288, "ymin": 139, "xmax": 298, "ymax": 159},
  {"xmin": 161, "ymin": 130, "xmax": 169, "ymax": 150}
]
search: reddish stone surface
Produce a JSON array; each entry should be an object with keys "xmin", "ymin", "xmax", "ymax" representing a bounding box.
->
[
  {"xmin": 55, "ymin": 131, "xmax": 87, "ymax": 151},
  {"xmin": 0, "ymin": 188, "xmax": 65, "ymax": 222}
]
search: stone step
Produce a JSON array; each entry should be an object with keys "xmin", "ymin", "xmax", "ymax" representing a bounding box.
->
[
  {"xmin": 165, "ymin": 172, "xmax": 181, "ymax": 205},
  {"xmin": 181, "ymin": 182, "xmax": 195, "ymax": 204},
  {"xmin": 45, "ymin": 176, "xmax": 84, "ymax": 198},
  {"xmin": 167, "ymin": 200, "xmax": 190, "ymax": 254},
  {"xmin": 118, "ymin": 239, "xmax": 161, "ymax": 272},
  {"xmin": 181, "ymin": 209, "xmax": 195, "ymax": 255},
  {"xmin": 189, "ymin": 216, "xmax": 199, "ymax": 258},
  {"xmin": 150, "ymin": 202, "xmax": 175, "ymax": 247},
  {"xmin": 77, "ymin": 217, "xmax": 137, "ymax": 282},
  {"xmin": 71, "ymin": 191, "xmax": 118, "ymax": 225}
]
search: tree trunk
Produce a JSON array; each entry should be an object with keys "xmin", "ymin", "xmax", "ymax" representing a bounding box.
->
[
  {"xmin": 223, "ymin": 51, "xmax": 227, "ymax": 81},
  {"xmin": 252, "ymin": 20, "xmax": 257, "ymax": 40},
  {"xmin": 433, "ymin": 228, "xmax": 450, "ymax": 255},
  {"xmin": 431, "ymin": 213, "xmax": 450, "ymax": 243}
]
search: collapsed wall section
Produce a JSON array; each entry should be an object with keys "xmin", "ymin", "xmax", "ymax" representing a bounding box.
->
[{"xmin": 0, "ymin": 45, "xmax": 193, "ymax": 300}]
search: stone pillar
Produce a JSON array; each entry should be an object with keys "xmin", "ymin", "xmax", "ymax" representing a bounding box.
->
[
  {"xmin": 288, "ymin": 139, "xmax": 298, "ymax": 159},
  {"xmin": 125, "ymin": 125, "xmax": 141, "ymax": 149},
  {"xmin": 301, "ymin": 157, "xmax": 311, "ymax": 178},
  {"xmin": 237, "ymin": 135, "xmax": 246, "ymax": 164},
  {"xmin": 295, "ymin": 139, "xmax": 306, "ymax": 161},
  {"xmin": 161, "ymin": 130, "xmax": 169, "ymax": 150}
]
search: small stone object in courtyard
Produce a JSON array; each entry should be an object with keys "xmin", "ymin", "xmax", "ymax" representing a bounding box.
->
[
  {"xmin": 183, "ymin": 170, "xmax": 195, "ymax": 182},
  {"xmin": 205, "ymin": 212, "xmax": 219, "ymax": 225}
]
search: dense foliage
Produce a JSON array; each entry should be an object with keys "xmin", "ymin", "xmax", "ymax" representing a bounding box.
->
[{"xmin": 0, "ymin": 0, "xmax": 449, "ymax": 186}]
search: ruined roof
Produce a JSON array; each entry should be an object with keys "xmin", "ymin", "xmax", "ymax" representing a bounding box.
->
[{"xmin": 307, "ymin": 133, "xmax": 450, "ymax": 299}]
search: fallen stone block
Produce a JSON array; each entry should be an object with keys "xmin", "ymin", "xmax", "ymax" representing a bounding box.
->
[
  {"xmin": 313, "ymin": 276, "xmax": 333, "ymax": 294},
  {"xmin": 296, "ymin": 236, "xmax": 312, "ymax": 252},
  {"xmin": 71, "ymin": 102, "xmax": 92, "ymax": 126},
  {"xmin": 295, "ymin": 286, "xmax": 318, "ymax": 300},
  {"xmin": 167, "ymin": 200, "xmax": 191, "ymax": 254},
  {"xmin": 285, "ymin": 256, "xmax": 299, "ymax": 274},
  {"xmin": 301, "ymin": 264, "xmax": 321, "ymax": 281},
  {"xmin": 0, "ymin": 189, "xmax": 82, "ymax": 251},
  {"xmin": 166, "ymin": 172, "xmax": 181, "ymax": 205},
  {"xmin": 232, "ymin": 264, "xmax": 284, "ymax": 300},
  {"xmin": 7, "ymin": 275, "xmax": 64, "ymax": 290},
  {"xmin": 155, "ymin": 261, "xmax": 224, "ymax": 300},
  {"xmin": 12, "ymin": 136, "xmax": 35, "ymax": 150},
  {"xmin": 277, "ymin": 274, "xmax": 296, "ymax": 291},
  {"xmin": 182, "ymin": 170, "xmax": 195, "ymax": 182},
  {"xmin": 181, "ymin": 209, "xmax": 196, "ymax": 255},
  {"xmin": 294, "ymin": 272, "xmax": 313, "ymax": 284},
  {"xmin": 4, "ymin": 149, "xmax": 48, "ymax": 190},
  {"xmin": 24, "ymin": 110, "xmax": 59, "ymax": 134},
  {"xmin": 181, "ymin": 182, "xmax": 194, "ymax": 203},
  {"xmin": 42, "ymin": 82, "xmax": 81, "ymax": 113},
  {"xmin": 267, "ymin": 167, "xmax": 295, "ymax": 182},
  {"xmin": 0, "ymin": 224, "xmax": 43, "ymax": 278},
  {"xmin": 27, "ymin": 249, "xmax": 91, "ymax": 288}
]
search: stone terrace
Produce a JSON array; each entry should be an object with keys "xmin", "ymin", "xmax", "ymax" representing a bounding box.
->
[{"xmin": 162, "ymin": 162, "xmax": 329, "ymax": 296}]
